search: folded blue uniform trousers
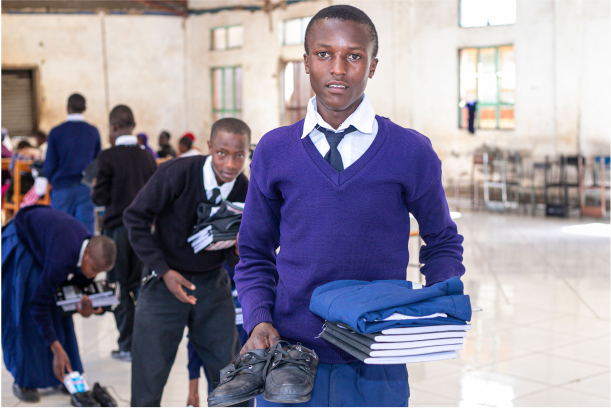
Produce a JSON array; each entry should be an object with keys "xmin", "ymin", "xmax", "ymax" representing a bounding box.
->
[
  {"xmin": 256, "ymin": 361, "xmax": 409, "ymax": 407},
  {"xmin": 310, "ymin": 277, "xmax": 471, "ymax": 333}
]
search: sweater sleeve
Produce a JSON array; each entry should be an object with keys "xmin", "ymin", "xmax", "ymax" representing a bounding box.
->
[
  {"xmin": 234, "ymin": 172, "xmax": 281, "ymax": 335},
  {"xmin": 29, "ymin": 255, "xmax": 72, "ymax": 345},
  {"xmin": 91, "ymin": 154, "xmax": 111, "ymax": 206},
  {"xmin": 123, "ymin": 164, "xmax": 176, "ymax": 278},
  {"xmin": 42, "ymin": 129, "xmax": 58, "ymax": 182},
  {"xmin": 406, "ymin": 166, "xmax": 465, "ymax": 286}
]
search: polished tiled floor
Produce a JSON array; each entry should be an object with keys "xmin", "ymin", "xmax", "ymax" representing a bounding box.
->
[{"xmin": 2, "ymin": 211, "xmax": 609, "ymax": 407}]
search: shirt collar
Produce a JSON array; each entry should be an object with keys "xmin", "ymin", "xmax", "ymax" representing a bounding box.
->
[
  {"xmin": 203, "ymin": 155, "xmax": 236, "ymax": 200},
  {"xmin": 301, "ymin": 94, "xmax": 376, "ymax": 139},
  {"xmin": 77, "ymin": 239, "xmax": 89, "ymax": 268},
  {"xmin": 66, "ymin": 113, "xmax": 85, "ymax": 122},
  {"xmin": 115, "ymin": 135, "xmax": 138, "ymax": 146}
]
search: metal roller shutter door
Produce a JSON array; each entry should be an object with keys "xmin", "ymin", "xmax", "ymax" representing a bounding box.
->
[{"xmin": 2, "ymin": 70, "xmax": 36, "ymax": 136}]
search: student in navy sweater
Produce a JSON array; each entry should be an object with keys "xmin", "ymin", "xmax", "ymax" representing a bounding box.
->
[
  {"xmin": 124, "ymin": 118, "xmax": 251, "ymax": 406},
  {"xmin": 43, "ymin": 93, "xmax": 101, "ymax": 234},
  {"xmin": 234, "ymin": 5, "xmax": 465, "ymax": 407},
  {"xmin": 92, "ymin": 105, "xmax": 157, "ymax": 362},
  {"xmin": 1, "ymin": 205, "xmax": 116, "ymax": 403}
]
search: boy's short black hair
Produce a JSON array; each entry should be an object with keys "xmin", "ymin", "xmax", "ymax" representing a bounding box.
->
[
  {"xmin": 179, "ymin": 136, "xmax": 193, "ymax": 149},
  {"xmin": 109, "ymin": 105, "xmax": 135, "ymax": 129},
  {"xmin": 210, "ymin": 118, "xmax": 251, "ymax": 146},
  {"xmin": 159, "ymin": 130, "xmax": 171, "ymax": 140},
  {"xmin": 67, "ymin": 93, "xmax": 86, "ymax": 113},
  {"xmin": 17, "ymin": 140, "xmax": 32, "ymax": 149},
  {"xmin": 304, "ymin": 5, "xmax": 379, "ymax": 59}
]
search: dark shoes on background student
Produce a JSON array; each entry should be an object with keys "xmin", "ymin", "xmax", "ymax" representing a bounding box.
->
[
  {"xmin": 207, "ymin": 342, "xmax": 319, "ymax": 407},
  {"xmin": 110, "ymin": 349, "xmax": 132, "ymax": 362},
  {"xmin": 264, "ymin": 341, "xmax": 319, "ymax": 403},
  {"xmin": 12, "ymin": 383, "xmax": 40, "ymax": 403},
  {"xmin": 207, "ymin": 349, "xmax": 271, "ymax": 407}
]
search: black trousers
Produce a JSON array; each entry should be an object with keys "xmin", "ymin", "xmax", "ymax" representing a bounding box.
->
[
  {"xmin": 130, "ymin": 269, "xmax": 240, "ymax": 407},
  {"xmin": 103, "ymin": 225, "xmax": 143, "ymax": 353}
]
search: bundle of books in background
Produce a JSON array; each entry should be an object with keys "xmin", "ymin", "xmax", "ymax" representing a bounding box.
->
[
  {"xmin": 55, "ymin": 280, "xmax": 119, "ymax": 313},
  {"xmin": 320, "ymin": 320, "xmax": 470, "ymax": 364}
]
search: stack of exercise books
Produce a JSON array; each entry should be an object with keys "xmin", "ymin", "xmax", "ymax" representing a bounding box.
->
[
  {"xmin": 55, "ymin": 280, "xmax": 119, "ymax": 313},
  {"xmin": 189, "ymin": 201, "xmax": 244, "ymax": 253},
  {"xmin": 319, "ymin": 320, "xmax": 470, "ymax": 364},
  {"xmin": 232, "ymin": 288, "xmax": 244, "ymax": 326}
]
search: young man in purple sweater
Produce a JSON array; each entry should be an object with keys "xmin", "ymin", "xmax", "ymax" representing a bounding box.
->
[{"xmin": 234, "ymin": 5, "xmax": 465, "ymax": 407}]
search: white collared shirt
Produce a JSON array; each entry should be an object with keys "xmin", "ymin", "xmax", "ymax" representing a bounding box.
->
[
  {"xmin": 65, "ymin": 113, "xmax": 85, "ymax": 122},
  {"xmin": 77, "ymin": 239, "xmax": 89, "ymax": 268},
  {"xmin": 302, "ymin": 94, "xmax": 378, "ymax": 169},
  {"xmin": 115, "ymin": 135, "xmax": 138, "ymax": 146},
  {"xmin": 203, "ymin": 155, "xmax": 235, "ymax": 200}
]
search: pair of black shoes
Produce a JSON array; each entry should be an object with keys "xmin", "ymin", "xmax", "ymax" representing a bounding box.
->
[
  {"xmin": 70, "ymin": 383, "xmax": 117, "ymax": 407},
  {"xmin": 208, "ymin": 341, "xmax": 319, "ymax": 407}
]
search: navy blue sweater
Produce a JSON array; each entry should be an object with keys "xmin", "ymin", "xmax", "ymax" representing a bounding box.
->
[
  {"xmin": 43, "ymin": 120, "xmax": 101, "ymax": 189},
  {"xmin": 235, "ymin": 116, "xmax": 465, "ymax": 364},
  {"xmin": 15, "ymin": 205, "xmax": 92, "ymax": 345}
]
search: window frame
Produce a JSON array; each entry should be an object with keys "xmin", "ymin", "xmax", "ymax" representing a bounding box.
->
[
  {"xmin": 210, "ymin": 66, "xmax": 242, "ymax": 122},
  {"xmin": 209, "ymin": 24, "xmax": 243, "ymax": 51},
  {"xmin": 458, "ymin": 44, "xmax": 515, "ymax": 130},
  {"xmin": 458, "ymin": 0, "xmax": 516, "ymax": 28},
  {"xmin": 282, "ymin": 16, "xmax": 312, "ymax": 46}
]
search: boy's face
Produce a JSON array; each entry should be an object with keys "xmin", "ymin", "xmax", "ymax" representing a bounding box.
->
[
  {"xmin": 207, "ymin": 131, "xmax": 249, "ymax": 185},
  {"xmin": 304, "ymin": 19, "xmax": 378, "ymax": 119}
]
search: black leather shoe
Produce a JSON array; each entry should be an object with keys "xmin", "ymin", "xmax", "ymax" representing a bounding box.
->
[
  {"xmin": 12, "ymin": 383, "xmax": 40, "ymax": 403},
  {"xmin": 91, "ymin": 383, "xmax": 117, "ymax": 407},
  {"xmin": 207, "ymin": 349, "xmax": 271, "ymax": 407},
  {"xmin": 70, "ymin": 391, "xmax": 101, "ymax": 407},
  {"xmin": 263, "ymin": 341, "xmax": 319, "ymax": 403}
]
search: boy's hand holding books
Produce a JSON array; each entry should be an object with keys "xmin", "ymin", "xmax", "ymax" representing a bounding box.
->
[{"xmin": 75, "ymin": 295, "xmax": 103, "ymax": 317}]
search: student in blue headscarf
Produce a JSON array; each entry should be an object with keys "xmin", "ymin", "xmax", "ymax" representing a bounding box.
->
[{"xmin": 137, "ymin": 132, "xmax": 158, "ymax": 159}]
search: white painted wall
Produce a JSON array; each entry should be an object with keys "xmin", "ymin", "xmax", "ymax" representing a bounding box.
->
[{"xmin": 2, "ymin": 0, "xmax": 609, "ymax": 169}]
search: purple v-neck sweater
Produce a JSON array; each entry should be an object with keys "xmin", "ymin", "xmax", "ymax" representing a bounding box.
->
[{"xmin": 235, "ymin": 116, "xmax": 465, "ymax": 364}]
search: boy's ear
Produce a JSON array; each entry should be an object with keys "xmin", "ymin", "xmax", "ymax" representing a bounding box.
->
[
  {"xmin": 303, "ymin": 53, "xmax": 310, "ymax": 74},
  {"xmin": 368, "ymin": 58, "xmax": 379, "ymax": 79},
  {"xmin": 207, "ymin": 139, "xmax": 212, "ymax": 153}
]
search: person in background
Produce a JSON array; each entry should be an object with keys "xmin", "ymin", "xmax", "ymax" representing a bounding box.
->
[
  {"xmin": 157, "ymin": 131, "xmax": 176, "ymax": 159},
  {"xmin": 35, "ymin": 130, "xmax": 47, "ymax": 160},
  {"xmin": 1, "ymin": 205, "xmax": 116, "ymax": 406},
  {"xmin": 43, "ymin": 93, "xmax": 101, "ymax": 234},
  {"xmin": 1, "ymin": 128, "xmax": 12, "ymax": 196},
  {"xmin": 92, "ymin": 105, "xmax": 157, "ymax": 363},
  {"xmin": 5, "ymin": 141, "xmax": 41, "ymax": 204},
  {"xmin": 137, "ymin": 132, "xmax": 158, "ymax": 159},
  {"xmin": 178, "ymin": 135, "xmax": 201, "ymax": 157},
  {"xmin": 123, "ymin": 118, "xmax": 251, "ymax": 406}
]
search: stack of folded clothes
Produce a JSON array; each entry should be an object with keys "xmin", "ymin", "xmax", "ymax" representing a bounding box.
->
[
  {"xmin": 310, "ymin": 277, "xmax": 473, "ymax": 364},
  {"xmin": 188, "ymin": 201, "xmax": 244, "ymax": 253}
]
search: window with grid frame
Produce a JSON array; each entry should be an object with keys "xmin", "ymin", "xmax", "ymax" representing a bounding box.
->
[
  {"xmin": 211, "ymin": 66, "xmax": 242, "ymax": 122},
  {"xmin": 459, "ymin": 0, "xmax": 516, "ymax": 28},
  {"xmin": 459, "ymin": 45, "xmax": 515, "ymax": 130},
  {"xmin": 210, "ymin": 25, "xmax": 243, "ymax": 51},
  {"xmin": 283, "ymin": 16, "xmax": 312, "ymax": 45},
  {"xmin": 281, "ymin": 61, "xmax": 314, "ymax": 126}
]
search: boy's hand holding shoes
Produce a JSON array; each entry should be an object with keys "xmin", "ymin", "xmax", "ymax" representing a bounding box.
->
[{"xmin": 240, "ymin": 322, "xmax": 280, "ymax": 354}]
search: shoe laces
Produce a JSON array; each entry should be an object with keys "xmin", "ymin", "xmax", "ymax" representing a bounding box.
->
[
  {"xmin": 221, "ymin": 351, "xmax": 271, "ymax": 383},
  {"xmin": 269, "ymin": 341, "xmax": 313, "ymax": 374}
]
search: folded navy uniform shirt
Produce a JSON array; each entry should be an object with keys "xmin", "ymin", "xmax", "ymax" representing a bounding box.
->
[{"xmin": 309, "ymin": 277, "xmax": 471, "ymax": 333}]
